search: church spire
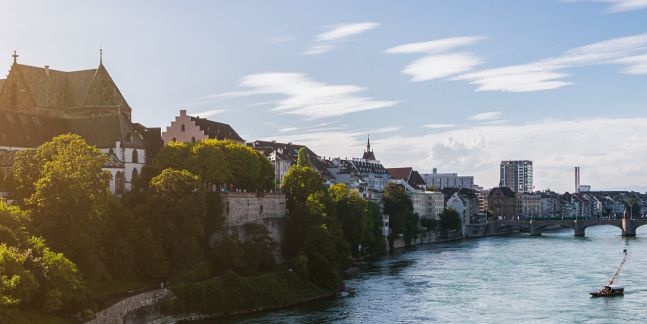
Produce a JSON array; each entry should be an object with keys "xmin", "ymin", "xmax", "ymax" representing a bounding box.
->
[
  {"xmin": 366, "ymin": 134, "xmax": 371, "ymax": 152},
  {"xmin": 12, "ymin": 50, "xmax": 18, "ymax": 64}
]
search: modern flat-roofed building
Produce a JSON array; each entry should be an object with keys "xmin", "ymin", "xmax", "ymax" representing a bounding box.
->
[
  {"xmin": 421, "ymin": 168, "xmax": 474, "ymax": 190},
  {"xmin": 500, "ymin": 160, "xmax": 533, "ymax": 193}
]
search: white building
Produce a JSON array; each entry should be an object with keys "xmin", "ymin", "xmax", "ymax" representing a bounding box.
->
[{"xmin": 421, "ymin": 168, "xmax": 474, "ymax": 190}]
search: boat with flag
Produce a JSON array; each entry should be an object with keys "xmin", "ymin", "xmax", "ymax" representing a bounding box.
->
[{"xmin": 590, "ymin": 249, "xmax": 627, "ymax": 297}]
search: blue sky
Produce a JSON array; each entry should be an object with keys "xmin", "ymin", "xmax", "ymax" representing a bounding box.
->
[{"xmin": 2, "ymin": 0, "xmax": 647, "ymax": 192}]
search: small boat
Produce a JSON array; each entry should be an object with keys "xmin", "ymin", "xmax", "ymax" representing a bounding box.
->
[
  {"xmin": 590, "ymin": 284, "xmax": 624, "ymax": 297},
  {"xmin": 590, "ymin": 249, "xmax": 627, "ymax": 297}
]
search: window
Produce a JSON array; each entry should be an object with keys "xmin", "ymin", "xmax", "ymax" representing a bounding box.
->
[
  {"xmin": 115, "ymin": 171, "xmax": 125, "ymax": 195},
  {"xmin": 181, "ymin": 124, "xmax": 186, "ymax": 132},
  {"xmin": 132, "ymin": 150, "xmax": 139, "ymax": 163},
  {"xmin": 191, "ymin": 137, "xmax": 196, "ymax": 143},
  {"xmin": 131, "ymin": 168, "xmax": 139, "ymax": 182},
  {"xmin": 172, "ymin": 137, "xmax": 176, "ymax": 142}
]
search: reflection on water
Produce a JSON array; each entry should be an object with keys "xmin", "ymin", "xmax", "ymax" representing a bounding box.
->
[{"xmin": 205, "ymin": 226, "xmax": 647, "ymax": 323}]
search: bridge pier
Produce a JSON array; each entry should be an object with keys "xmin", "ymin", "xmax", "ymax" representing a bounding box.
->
[
  {"xmin": 573, "ymin": 227, "xmax": 585, "ymax": 237},
  {"xmin": 529, "ymin": 221, "xmax": 542, "ymax": 236},
  {"xmin": 622, "ymin": 218, "xmax": 636, "ymax": 237}
]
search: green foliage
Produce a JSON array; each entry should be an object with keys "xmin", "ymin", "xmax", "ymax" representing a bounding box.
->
[
  {"xmin": 420, "ymin": 218, "xmax": 438, "ymax": 232},
  {"xmin": 164, "ymin": 270, "xmax": 330, "ymax": 317},
  {"xmin": 148, "ymin": 169, "xmax": 206, "ymax": 276},
  {"xmin": 0, "ymin": 201, "xmax": 30, "ymax": 247},
  {"xmin": 19, "ymin": 134, "xmax": 110, "ymax": 279},
  {"xmin": 210, "ymin": 224, "xmax": 275, "ymax": 276},
  {"xmin": 11, "ymin": 149, "xmax": 43, "ymax": 202},
  {"xmin": 191, "ymin": 140, "xmax": 230, "ymax": 189},
  {"xmin": 0, "ymin": 244, "xmax": 39, "ymax": 311},
  {"xmin": 296, "ymin": 147, "xmax": 309, "ymax": 167},
  {"xmin": 28, "ymin": 237, "xmax": 84, "ymax": 313},
  {"xmin": 383, "ymin": 183, "xmax": 418, "ymax": 246},
  {"xmin": 281, "ymin": 164, "xmax": 325, "ymax": 209},
  {"xmin": 440, "ymin": 208, "xmax": 462, "ymax": 232},
  {"xmin": 329, "ymin": 184, "xmax": 384, "ymax": 257}
]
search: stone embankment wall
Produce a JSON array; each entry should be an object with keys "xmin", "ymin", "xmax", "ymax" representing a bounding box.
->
[
  {"xmin": 217, "ymin": 192, "xmax": 286, "ymax": 243},
  {"xmin": 87, "ymin": 288, "xmax": 172, "ymax": 324}
]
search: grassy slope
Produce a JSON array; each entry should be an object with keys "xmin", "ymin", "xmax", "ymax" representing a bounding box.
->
[{"xmin": 165, "ymin": 271, "xmax": 332, "ymax": 317}]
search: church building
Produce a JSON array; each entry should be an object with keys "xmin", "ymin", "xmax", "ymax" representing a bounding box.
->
[{"xmin": 0, "ymin": 51, "xmax": 162, "ymax": 196}]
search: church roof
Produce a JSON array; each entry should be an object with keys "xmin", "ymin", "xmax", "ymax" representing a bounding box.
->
[
  {"xmin": 190, "ymin": 116, "xmax": 244, "ymax": 142},
  {"xmin": 0, "ymin": 61, "xmax": 130, "ymax": 113},
  {"xmin": 0, "ymin": 111, "xmax": 143, "ymax": 149}
]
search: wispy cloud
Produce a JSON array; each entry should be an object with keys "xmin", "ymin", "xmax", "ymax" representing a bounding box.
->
[
  {"xmin": 386, "ymin": 36, "xmax": 485, "ymax": 81},
  {"xmin": 385, "ymin": 36, "xmax": 485, "ymax": 54},
  {"xmin": 210, "ymin": 72, "xmax": 397, "ymax": 119},
  {"xmin": 193, "ymin": 109, "xmax": 224, "ymax": 117},
  {"xmin": 455, "ymin": 34, "xmax": 647, "ymax": 92},
  {"xmin": 316, "ymin": 22, "xmax": 379, "ymax": 41},
  {"xmin": 424, "ymin": 123, "xmax": 455, "ymax": 129},
  {"xmin": 468, "ymin": 111, "xmax": 501, "ymax": 120},
  {"xmin": 304, "ymin": 22, "xmax": 379, "ymax": 55},
  {"xmin": 302, "ymin": 44, "xmax": 335, "ymax": 55},
  {"xmin": 279, "ymin": 127, "xmax": 298, "ymax": 133},
  {"xmin": 567, "ymin": 0, "xmax": 647, "ymax": 12}
]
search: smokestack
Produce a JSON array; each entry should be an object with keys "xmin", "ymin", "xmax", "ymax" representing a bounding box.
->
[{"xmin": 575, "ymin": 166, "xmax": 580, "ymax": 193}]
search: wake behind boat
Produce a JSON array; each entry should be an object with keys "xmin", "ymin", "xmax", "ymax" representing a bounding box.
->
[{"xmin": 590, "ymin": 249, "xmax": 627, "ymax": 297}]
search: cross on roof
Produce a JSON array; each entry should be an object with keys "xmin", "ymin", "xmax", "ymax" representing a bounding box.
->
[{"xmin": 12, "ymin": 50, "xmax": 18, "ymax": 64}]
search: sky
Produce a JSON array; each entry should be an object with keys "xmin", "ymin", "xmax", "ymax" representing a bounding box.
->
[{"xmin": 1, "ymin": 0, "xmax": 647, "ymax": 192}]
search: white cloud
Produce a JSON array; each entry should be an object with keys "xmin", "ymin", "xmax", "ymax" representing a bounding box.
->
[
  {"xmin": 455, "ymin": 34, "xmax": 647, "ymax": 92},
  {"xmin": 468, "ymin": 111, "xmax": 501, "ymax": 120},
  {"xmin": 568, "ymin": 0, "xmax": 647, "ymax": 12},
  {"xmin": 268, "ymin": 117, "xmax": 647, "ymax": 192},
  {"xmin": 279, "ymin": 127, "xmax": 298, "ymax": 133},
  {"xmin": 424, "ymin": 123, "xmax": 455, "ymax": 129},
  {"xmin": 192, "ymin": 109, "xmax": 224, "ymax": 117},
  {"xmin": 387, "ymin": 36, "xmax": 485, "ymax": 81},
  {"xmin": 316, "ymin": 22, "xmax": 379, "ymax": 41},
  {"xmin": 403, "ymin": 53, "xmax": 483, "ymax": 81},
  {"xmin": 303, "ymin": 22, "xmax": 379, "ymax": 55},
  {"xmin": 211, "ymin": 72, "xmax": 397, "ymax": 119},
  {"xmin": 302, "ymin": 44, "xmax": 335, "ymax": 55},
  {"xmin": 615, "ymin": 54, "xmax": 647, "ymax": 74},
  {"xmin": 385, "ymin": 36, "xmax": 485, "ymax": 54}
]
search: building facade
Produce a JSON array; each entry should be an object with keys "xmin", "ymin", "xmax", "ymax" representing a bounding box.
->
[
  {"xmin": 421, "ymin": 168, "xmax": 474, "ymax": 190},
  {"xmin": 162, "ymin": 109, "xmax": 244, "ymax": 145},
  {"xmin": 488, "ymin": 187, "xmax": 517, "ymax": 220},
  {"xmin": 500, "ymin": 160, "xmax": 534, "ymax": 193},
  {"xmin": 0, "ymin": 53, "xmax": 157, "ymax": 195}
]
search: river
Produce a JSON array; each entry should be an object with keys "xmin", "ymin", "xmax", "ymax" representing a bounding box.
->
[{"xmin": 210, "ymin": 226, "xmax": 647, "ymax": 323}]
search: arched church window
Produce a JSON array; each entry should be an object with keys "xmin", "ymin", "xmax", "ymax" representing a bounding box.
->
[
  {"xmin": 115, "ymin": 171, "xmax": 125, "ymax": 195},
  {"xmin": 132, "ymin": 150, "xmax": 139, "ymax": 163},
  {"xmin": 132, "ymin": 168, "xmax": 139, "ymax": 183}
]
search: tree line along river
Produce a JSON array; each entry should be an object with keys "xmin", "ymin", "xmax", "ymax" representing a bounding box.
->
[{"xmin": 201, "ymin": 226, "xmax": 647, "ymax": 323}]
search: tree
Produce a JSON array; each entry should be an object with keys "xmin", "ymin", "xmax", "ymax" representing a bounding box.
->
[
  {"xmin": 383, "ymin": 183, "xmax": 417, "ymax": 247},
  {"xmin": 191, "ymin": 140, "xmax": 230, "ymax": 190},
  {"xmin": 11, "ymin": 149, "xmax": 43, "ymax": 202},
  {"xmin": 0, "ymin": 244, "xmax": 39, "ymax": 313},
  {"xmin": 0, "ymin": 200, "xmax": 31, "ymax": 247},
  {"xmin": 23, "ymin": 134, "xmax": 111, "ymax": 278},
  {"xmin": 223, "ymin": 142, "xmax": 260, "ymax": 191},
  {"xmin": 420, "ymin": 218, "xmax": 438, "ymax": 232},
  {"xmin": 440, "ymin": 208, "xmax": 462, "ymax": 232},
  {"xmin": 297, "ymin": 147, "xmax": 308, "ymax": 167},
  {"xmin": 148, "ymin": 169, "xmax": 206, "ymax": 276},
  {"xmin": 281, "ymin": 163, "xmax": 325, "ymax": 209},
  {"xmin": 27, "ymin": 237, "xmax": 84, "ymax": 313},
  {"xmin": 254, "ymin": 150, "xmax": 275, "ymax": 192}
]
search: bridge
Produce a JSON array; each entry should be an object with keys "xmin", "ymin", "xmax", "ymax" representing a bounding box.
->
[{"xmin": 484, "ymin": 218, "xmax": 647, "ymax": 237}]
